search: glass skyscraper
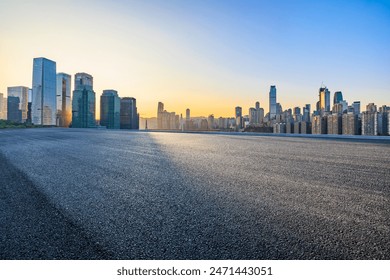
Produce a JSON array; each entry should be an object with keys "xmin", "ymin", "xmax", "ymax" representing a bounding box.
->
[
  {"xmin": 32, "ymin": 57, "xmax": 57, "ymax": 125},
  {"xmin": 333, "ymin": 91, "xmax": 343, "ymax": 105},
  {"xmin": 120, "ymin": 97, "xmax": 139, "ymax": 129},
  {"xmin": 100, "ymin": 90, "xmax": 120, "ymax": 129},
  {"xmin": 56, "ymin": 73, "xmax": 72, "ymax": 127},
  {"xmin": 72, "ymin": 73, "xmax": 96, "ymax": 128},
  {"xmin": 269, "ymin": 85, "xmax": 277, "ymax": 120},
  {"xmin": 7, "ymin": 86, "xmax": 29, "ymax": 123},
  {"xmin": 319, "ymin": 87, "xmax": 330, "ymax": 113}
]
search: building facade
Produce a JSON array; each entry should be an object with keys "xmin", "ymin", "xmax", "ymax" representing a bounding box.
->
[
  {"xmin": 269, "ymin": 85, "xmax": 277, "ymax": 120},
  {"xmin": 56, "ymin": 73, "xmax": 72, "ymax": 127},
  {"xmin": 120, "ymin": 97, "xmax": 139, "ymax": 129},
  {"xmin": 7, "ymin": 86, "xmax": 29, "ymax": 123},
  {"xmin": 72, "ymin": 73, "xmax": 96, "ymax": 128},
  {"xmin": 100, "ymin": 90, "xmax": 120, "ymax": 129},
  {"xmin": 32, "ymin": 57, "xmax": 57, "ymax": 125}
]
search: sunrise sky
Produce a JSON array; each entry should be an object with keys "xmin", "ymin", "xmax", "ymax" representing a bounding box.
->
[{"xmin": 0, "ymin": 0, "xmax": 389, "ymax": 118}]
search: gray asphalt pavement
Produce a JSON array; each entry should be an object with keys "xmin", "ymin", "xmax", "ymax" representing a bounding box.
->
[{"xmin": 0, "ymin": 128, "xmax": 389, "ymax": 259}]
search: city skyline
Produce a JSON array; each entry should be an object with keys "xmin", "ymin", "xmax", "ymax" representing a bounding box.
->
[{"xmin": 0, "ymin": 0, "xmax": 389, "ymax": 118}]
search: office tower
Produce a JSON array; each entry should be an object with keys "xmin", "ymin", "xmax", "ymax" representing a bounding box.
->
[
  {"xmin": 72, "ymin": 73, "xmax": 96, "ymax": 128},
  {"xmin": 120, "ymin": 97, "xmax": 138, "ymax": 129},
  {"xmin": 319, "ymin": 87, "xmax": 330, "ymax": 113},
  {"xmin": 185, "ymin": 108, "xmax": 190, "ymax": 130},
  {"xmin": 366, "ymin": 103, "xmax": 377, "ymax": 113},
  {"xmin": 157, "ymin": 102, "xmax": 164, "ymax": 129},
  {"xmin": 352, "ymin": 101, "xmax": 361, "ymax": 115},
  {"xmin": 303, "ymin": 104, "xmax": 311, "ymax": 122},
  {"xmin": 294, "ymin": 121, "xmax": 301, "ymax": 134},
  {"xmin": 235, "ymin": 106, "xmax": 242, "ymax": 129},
  {"xmin": 333, "ymin": 91, "xmax": 343, "ymax": 105},
  {"xmin": 32, "ymin": 57, "xmax": 56, "ymax": 125},
  {"xmin": 207, "ymin": 114, "xmax": 214, "ymax": 130},
  {"xmin": 332, "ymin": 103, "xmax": 344, "ymax": 114},
  {"xmin": 0, "ymin": 93, "xmax": 6, "ymax": 120},
  {"xmin": 7, "ymin": 96, "xmax": 22, "ymax": 122},
  {"xmin": 186, "ymin": 108, "xmax": 190, "ymax": 121},
  {"xmin": 7, "ymin": 86, "xmax": 29, "ymax": 123},
  {"xmin": 56, "ymin": 73, "xmax": 72, "ymax": 127},
  {"xmin": 100, "ymin": 90, "xmax": 120, "ymax": 129},
  {"xmin": 342, "ymin": 113, "xmax": 359, "ymax": 135},
  {"xmin": 27, "ymin": 89, "xmax": 32, "ymax": 124},
  {"xmin": 249, "ymin": 107, "xmax": 256, "ymax": 124},
  {"xmin": 269, "ymin": 85, "xmax": 277, "ymax": 120}
]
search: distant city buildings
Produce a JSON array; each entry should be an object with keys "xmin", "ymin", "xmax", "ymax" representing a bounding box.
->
[
  {"xmin": 120, "ymin": 97, "xmax": 139, "ymax": 129},
  {"xmin": 100, "ymin": 90, "xmax": 120, "ymax": 129},
  {"xmin": 7, "ymin": 86, "xmax": 29, "ymax": 123},
  {"xmin": 56, "ymin": 73, "xmax": 72, "ymax": 127},
  {"xmin": 72, "ymin": 73, "xmax": 96, "ymax": 128},
  {"xmin": 157, "ymin": 102, "xmax": 179, "ymax": 130},
  {"xmin": 32, "ymin": 57, "xmax": 57, "ymax": 125},
  {"xmin": 269, "ymin": 85, "xmax": 277, "ymax": 120}
]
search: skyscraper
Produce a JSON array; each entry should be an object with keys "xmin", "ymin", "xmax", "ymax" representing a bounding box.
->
[
  {"xmin": 56, "ymin": 73, "xmax": 72, "ymax": 127},
  {"xmin": 0, "ymin": 93, "xmax": 6, "ymax": 120},
  {"xmin": 7, "ymin": 96, "xmax": 22, "ymax": 123},
  {"xmin": 72, "ymin": 73, "xmax": 96, "ymax": 128},
  {"xmin": 7, "ymin": 86, "xmax": 29, "ymax": 123},
  {"xmin": 352, "ymin": 101, "xmax": 361, "ymax": 115},
  {"xmin": 32, "ymin": 57, "xmax": 57, "ymax": 125},
  {"xmin": 120, "ymin": 97, "xmax": 138, "ymax": 129},
  {"xmin": 157, "ymin": 102, "xmax": 164, "ymax": 129},
  {"xmin": 100, "ymin": 90, "xmax": 120, "ymax": 129},
  {"xmin": 333, "ymin": 91, "xmax": 343, "ymax": 105},
  {"xmin": 319, "ymin": 87, "xmax": 330, "ymax": 113},
  {"xmin": 235, "ymin": 106, "xmax": 242, "ymax": 129},
  {"xmin": 269, "ymin": 85, "xmax": 277, "ymax": 120}
]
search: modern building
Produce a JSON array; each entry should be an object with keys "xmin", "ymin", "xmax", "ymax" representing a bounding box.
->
[
  {"xmin": 100, "ymin": 90, "xmax": 120, "ymax": 129},
  {"xmin": 312, "ymin": 115, "xmax": 328, "ymax": 134},
  {"xmin": 342, "ymin": 113, "xmax": 359, "ymax": 135},
  {"xmin": 0, "ymin": 93, "xmax": 6, "ymax": 120},
  {"xmin": 333, "ymin": 91, "xmax": 343, "ymax": 105},
  {"xmin": 72, "ymin": 73, "xmax": 96, "ymax": 128},
  {"xmin": 32, "ymin": 57, "xmax": 57, "ymax": 125},
  {"xmin": 7, "ymin": 96, "xmax": 22, "ymax": 123},
  {"xmin": 56, "ymin": 73, "xmax": 72, "ymax": 127},
  {"xmin": 120, "ymin": 97, "xmax": 139, "ymax": 129},
  {"xmin": 235, "ymin": 106, "xmax": 242, "ymax": 129},
  {"xmin": 327, "ymin": 113, "xmax": 342, "ymax": 135},
  {"xmin": 269, "ymin": 85, "xmax": 277, "ymax": 120},
  {"xmin": 319, "ymin": 87, "xmax": 330, "ymax": 113},
  {"xmin": 7, "ymin": 86, "xmax": 29, "ymax": 123},
  {"xmin": 157, "ymin": 102, "xmax": 179, "ymax": 130},
  {"xmin": 361, "ymin": 111, "xmax": 378, "ymax": 136},
  {"xmin": 352, "ymin": 101, "xmax": 361, "ymax": 115}
]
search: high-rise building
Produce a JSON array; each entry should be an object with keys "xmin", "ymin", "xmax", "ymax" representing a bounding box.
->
[
  {"xmin": 269, "ymin": 85, "xmax": 277, "ymax": 120},
  {"xmin": 207, "ymin": 114, "xmax": 215, "ymax": 130},
  {"xmin": 32, "ymin": 57, "xmax": 57, "ymax": 125},
  {"xmin": 100, "ymin": 90, "xmax": 120, "ymax": 129},
  {"xmin": 303, "ymin": 104, "xmax": 311, "ymax": 122},
  {"xmin": 0, "ymin": 93, "xmax": 6, "ymax": 120},
  {"xmin": 312, "ymin": 115, "xmax": 328, "ymax": 134},
  {"xmin": 352, "ymin": 101, "xmax": 361, "ymax": 115},
  {"xmin": 56, "ymin": 73, "xmax": 72, "ymax": 127},
  {"xmin": 120, "ymin": 97, "xmax": 138, "ymax": 129},
  {"xmin": 27, "ymin": 89, "xmax": 32, "ymax": 124},
  {"xmin": 7, "ymin": 86, "xmax": 29, "ymax": 123},
  {"xmin": 342, "ymin": 113, "xmax": 359, "ymax": 135},
  {"xmin": 319, "ymin": 87, "xmax": 330, "ymax": 113},
  {"xmin": 235, "ymin": 106, "xmax": 242, "ymax": 129},
  {"xmin": 72, "ymin": 73, "xmax": 96, "ymax": 128},
  {"xmin": 157, "ymin": 102, "xmax": 178, "ymax": 130},
  {"xmin": 7, "ymin": 96, "xmax": 22, "ymax": 122},
  {"xmin": 327, "ymin": 113, "xmax": 342, "ymax": 135},
  {"xmin": 333, "ymin": 91, "xmax": 343, "ymax": 105},
  {"xmin": 157, "ymin": 102, "xmax": 164, "ymax": 129}
]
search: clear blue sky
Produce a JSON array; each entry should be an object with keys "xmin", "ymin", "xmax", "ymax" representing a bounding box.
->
[{"xmin": 0, "ymin": 0, "xmax": 389, "ymax": 117}]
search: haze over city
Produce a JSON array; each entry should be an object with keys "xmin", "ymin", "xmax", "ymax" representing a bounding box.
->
[{"xmin": 1, "ymin": 0, "xmax": 389, "ymax": 118}]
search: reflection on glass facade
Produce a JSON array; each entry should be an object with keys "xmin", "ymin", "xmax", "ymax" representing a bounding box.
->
[
  {"xmin": 100, "ymin": 90, "xmax": 120, "ymax": 129},
  {"xmin": 32, "ymin": 57, "xmax": 57, "ymax": 125},
  {"xmin": 120, "ymin": 97, "xmax": 139, "ymax": 129},
  {"xmin": 56, "ymin": 73, "xmax": 72, "ymax": 127},
  {"xmin": 72, "ymin": 73, "xmax": 96, "ymax": 128},
  {"xmin": 7, "ymin": 86, "xmax": 29, "ymax": 123}
]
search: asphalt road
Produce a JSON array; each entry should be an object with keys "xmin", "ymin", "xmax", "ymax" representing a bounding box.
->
[{"xmin": 1, "ymin": 128, "xmax": 389, "ymax": 259}]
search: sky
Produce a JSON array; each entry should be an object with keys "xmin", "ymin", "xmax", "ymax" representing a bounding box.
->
[{"xmin": 0, "ymin": 0, "xmax": 389, "ymax": 118}]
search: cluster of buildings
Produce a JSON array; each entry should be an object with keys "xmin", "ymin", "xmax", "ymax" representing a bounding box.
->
[
  {"xmin": 0, "ymin": 57, "xmax": 139, "ymax": 129},
  {"xmin": 156, "ymin": 85, "xmax": 389, "ymax": 136}
]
